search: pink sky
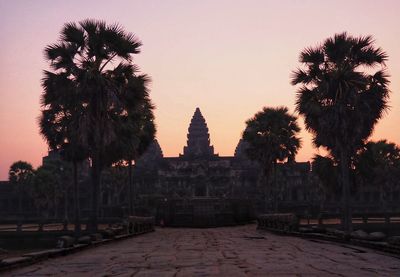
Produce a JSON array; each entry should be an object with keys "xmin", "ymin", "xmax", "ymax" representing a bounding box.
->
[{"xmin": 1, "ymin": 0, "xmax": 399, "ymax": 180}]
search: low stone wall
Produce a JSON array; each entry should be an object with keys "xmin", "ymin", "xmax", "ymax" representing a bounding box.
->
[
  {"xmin": 258, "ymin": 214, "xmax": 400, "ymax": 255},
  {"xmin": 257, "ymin": 214, "xmax": 299, "ymax": 232},
  {"xmin": 0, "ymin": 217, "xmax": 155, "ymax": 272},
  {"xmin": 158, "ymin": 198, "xmax": 254, "ymax": 227},
  {"xmin": 126, "ymin": 216, "xmax": 155, "ymax": 234}
]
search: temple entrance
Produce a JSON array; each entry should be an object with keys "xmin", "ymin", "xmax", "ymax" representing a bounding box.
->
[{"xmin": 194, "ymin": 183, "xmax": 207, "ymax": 197}]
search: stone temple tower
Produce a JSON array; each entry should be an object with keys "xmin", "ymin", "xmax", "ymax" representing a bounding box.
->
[{"xmin": 182, "ymin": 107, "xmax": 215, "ymax": 159}]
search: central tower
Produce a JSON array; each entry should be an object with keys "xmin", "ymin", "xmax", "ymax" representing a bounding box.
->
[{"xmin": 182, "ymin": 107, "xmax": 215, "ymax": 159}]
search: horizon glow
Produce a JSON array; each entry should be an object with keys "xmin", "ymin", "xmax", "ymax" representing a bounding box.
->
[{"xmin": 0, "ymin": 0, "xmax": 399, "ymax": 180}]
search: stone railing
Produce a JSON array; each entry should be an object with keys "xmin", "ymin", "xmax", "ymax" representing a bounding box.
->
[
  {"xmin": 125, "ymin": 216, "xmax": 155, "ymax": 235},
  {"xmin": 55, "ymin": 216, "xmax": 155, "ymax": 248},
  {"xmin": 0, "ymin": 221, "xmax": 69, "ymax": 232},
  {"xmin": 257, "ymin": 213, "xmax": 299, "ymax": 232}
]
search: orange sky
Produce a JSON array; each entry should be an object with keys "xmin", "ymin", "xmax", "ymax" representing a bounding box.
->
[{"xmin": 0, "ymin": 0, "xmax": 399, "ymax": 180}]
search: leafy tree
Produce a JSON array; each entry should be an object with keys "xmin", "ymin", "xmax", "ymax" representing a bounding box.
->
[
  {"xmin": 8, "ymin": 161, "xmax": 35, "ymax": 215},
  {"xmin": 101, "ymin": 163, "xmax": 129, "ymax": 209},
  {"xmin": 355, "ymin": 140, "xmax": 400, "ymax": 221},
  {"xmin": 242, "ymin": 106, "xmax": 301, "ymax": 211},
  {"xmin": 292, "ymin": 32, "xmax": 390, "ymax": 233},
  {"xmin": 356, "ymin": 140, "xmax": 400, "ymax": 180},
  {"xmin": 126, "ymin": 102, "xmax": 156, "ymax": 215},
  {"xmin": 312, "ymin": 155, "xmax": 338, "ymax": 195},
  {"xmin": 312, "ymin": 154, "xmax": 338, "ymax": 213},
  {"xmin": 41, "ymin": 20, "xmax": 154, "ymax": 230},
  {"xmin": 104, "ymin": 83, "xmax": 156, "ymax": 215},
  {"xmin": 33, "ymin": 167, "xmax": 60, "ymax": 219}
]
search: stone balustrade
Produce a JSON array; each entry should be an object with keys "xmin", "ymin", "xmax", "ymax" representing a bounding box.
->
[
  {"xmin": 257, "ymin": 213, "xmax": 299, "ymax": 232},
  {"xmin": 126, "ymin": 216, "xmax": 155, "ymax": 235}
]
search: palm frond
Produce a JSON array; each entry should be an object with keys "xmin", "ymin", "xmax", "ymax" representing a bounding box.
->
[{"xmin": 61, "ymin": 22, "xmax": 85, "ymax": 46}]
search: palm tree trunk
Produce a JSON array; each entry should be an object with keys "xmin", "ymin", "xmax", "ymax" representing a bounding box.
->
[
  {"xmin": 381, "ymin": 183, "xmax": 389, "ymax": 225},
  {"xmin": 18, "ymin": 188, "xmax": 22, "ymax": 216},
  {"xmin": 263, "ymin": 164, "xmax": 272, "ymax": 213},
  {"xmin": 90, "ymin": 154, "xmax": 101, "ymax": 232},
  {"xmin": 263, "ymin": 170, "xmax": 268, "ymax": 213},
  {"xmin": 128, "ymin": 159, "xmax": 133, "ymax": 215},
  {"xmin": 64, "ymin": 191, "xmax": 68, "ymax": 221},
  {"xmin": 340, "ymin": 151, "xmax": 352, "ymax": 236},
  {"xmin": 54, "ymin": 188, "xmax": 58, "ymax": 219},
  {"xmin": 320, "ymin": 186, "xmax": 327, "ymax": 218},
  {"xmin": 73, "ymin": 161, "xmax": 81, "ymax": 235},
  {"xmin": 273, "ymin": 162, "xmax": 277, "ymax": 212},
  {"xmin": 47, "ymin": 200, "xmax": 52, "ymax": 219}
]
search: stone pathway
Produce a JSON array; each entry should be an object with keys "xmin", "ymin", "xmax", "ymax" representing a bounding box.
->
[{"xmin": 8, "ymin": 225, "xmax": 400, "ymax": 276}]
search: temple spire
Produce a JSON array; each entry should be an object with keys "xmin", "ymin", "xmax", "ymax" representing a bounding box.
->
[{"xmin": 182, "ymin": 107, "xmax": 215, "ymax": 159}]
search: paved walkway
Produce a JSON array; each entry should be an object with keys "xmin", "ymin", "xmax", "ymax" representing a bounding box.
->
[{"xmin": 8, "ymin": 225, "xmax": 400, "ymax": 276}]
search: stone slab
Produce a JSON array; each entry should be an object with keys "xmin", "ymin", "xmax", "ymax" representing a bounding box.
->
[{"xmin": 6, "ymin": 225, "xmax": 400, "ymax": 276}]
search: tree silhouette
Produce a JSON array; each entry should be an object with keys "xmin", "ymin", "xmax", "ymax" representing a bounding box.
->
[
  {"xmin": 292, "ymin": 32, "xmax": 390, "ymax": 234},
  {"xmin": 41, "ymin": 19, "xmax": 154, "ymax": 231},
  {"xmin": 355, "ymin": 140, "xmax": 400, "ymax": 222},
  {"xmin": 8, "ymin": 161, "xmax": 35, "ymax": 216},
  {"xmin": 40, "ymin": 76, "xmax": 87, "ymax": 232},
  {"xmin": 312, "ymin": 154, "xmax": 338, "ymax": 214},
  {"xmin": 103, "ymin": 78, "xmax": 155, "ymax": 215},
  {"xmin": 242, "ymin": 106, "xmax": 301, "ymax": 211},
  {"xmin": 33, "ymin": 160, "xmax": 71, "ymax": 219}
]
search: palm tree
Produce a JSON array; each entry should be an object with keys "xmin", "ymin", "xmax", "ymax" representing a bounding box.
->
[
  {"xmin": 355, "ymin": 140, "xmax": 400, "ymax": 222},
  {"xmin": 40, "ymin": 75, "xmax": 88, "ymax": 233},
  {"xmin": 41, "ymin": 20, "xmax": 153, "ymax": 231},
  {"xmin": 242, "ymin": 106, "xmax": 301, "ymax": 212},
  {"xmin": 292, "ymin": 33, "xmax": 390, "ymax": 234},
  {"xmin": 8, "ymin": 161, "xmax": 35, "ymax": 216}
]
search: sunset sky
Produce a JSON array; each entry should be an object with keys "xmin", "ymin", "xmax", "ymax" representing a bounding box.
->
[{"xmin": 0, "ymin": 0, "xmax": 399, "ymax": 180}]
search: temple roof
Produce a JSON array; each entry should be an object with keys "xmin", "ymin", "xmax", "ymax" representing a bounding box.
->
[
  {"xmin": 135, "ymin": 139, "xmax": 164, "ymax": 168},
  {"xmin": 182, "ymin": 107, "xmax": 215, "ymax": 159},
  {"xmin": 234, "ymin": 139, "xmax": 246, "ymax": 158}
]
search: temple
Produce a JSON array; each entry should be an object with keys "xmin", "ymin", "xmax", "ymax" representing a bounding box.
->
[
  {"xmin": 132, "ymin": 107, "xmax": 309, "ymax": 226},
  {"xmin": 182, "ymin": 108, "xmax": 216, "ymax": 159},
  {"xmin": 1, "ymin": 107, "xmax": 398, "ymax": 226}
]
